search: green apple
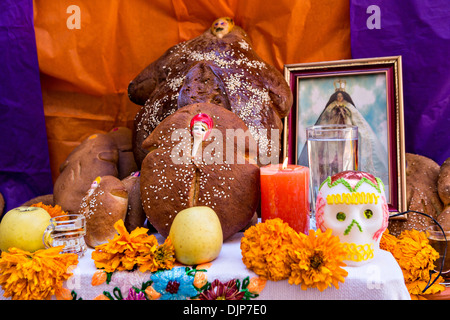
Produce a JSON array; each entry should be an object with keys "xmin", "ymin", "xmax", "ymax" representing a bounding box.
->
[
  {"xmin": 0, "ymin": 206, "xmax": 51, "ymax": 253},
  {"xmin": 169, "ymin": 206, "xmax": 223, "ymax": 265}
]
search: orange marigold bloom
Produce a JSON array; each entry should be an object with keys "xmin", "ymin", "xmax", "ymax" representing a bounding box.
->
[
  {"xmin": 288, "ymin": 229, "xmax": 348, "ymax": 292},
  {"xmin": 240, "ymin": 218, "xmax": 297, "ymax": 281},
  {"xmin": 393, "ymin": 229, "xmax": 439, "ymax": 282},
  {"xmin": 0, "ymin": 246, "xmax": 78, "ymax": 300},
  {"xmin": 92, "ymin": 219, "xmax": 175, "ymax": 273},
  {"xmin": 31, "ymin": 202, "xmax": 67, "ymax": 218},
  {"xmin": 381, "ymin": 228, "xmax": 445, "ymax": 298},
  {"xmin": 380, "ymin": 229, "xmax": 398, "ymax": 253},
  {"xmin": 137, "ymin": 237, "xmax": 175, "ymax": 272}
]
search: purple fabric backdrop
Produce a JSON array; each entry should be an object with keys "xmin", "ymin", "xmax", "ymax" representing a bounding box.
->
[
  {"xmin": 350, "ymin": 0, "xmax": 450, "ymax": 165},
  {"xmin": 0, "ymin": 0, "xmax": 53, "ymax": 214}
]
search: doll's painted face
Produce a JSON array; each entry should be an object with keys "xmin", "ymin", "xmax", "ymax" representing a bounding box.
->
[
  {"xmin": 192, "ymin": 121, "xmax": 208, "ymax": 140},
  {"xmin": 315, "ymin": 171, "xmax": 389, "ymax": 266},
  {"xmin": 190, "ymin": 113, "xmax": 213, "ymax": 157},
  {"xmin": 211, "ymin": 17, "xmax": 234, "ymax": 38}
]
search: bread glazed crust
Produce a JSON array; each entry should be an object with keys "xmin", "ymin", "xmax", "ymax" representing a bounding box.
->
[{"xmin": 130, "ymin": 24, "xmax": 292, "ymax": 167}]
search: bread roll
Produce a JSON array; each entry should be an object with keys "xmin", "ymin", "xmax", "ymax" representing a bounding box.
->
[
  {"xmin": 107, "ymin": 127, "xmax": 138, "ymax": 179},
  {"xmin": 22, "ymin": 194, "xmax": 54, "ymax": 207},
  {"xmin": 388, "ymin": 153, "xmax": 443, "ymax": 235},
  {"xmin": 140, "ymin": 103, "xmax": 260, "ymax": 240},
  {"xmin": 53, "ymin": 133, "xmax": 119, "ymax": 213},
  {"xmin": 437, "ymin": 157, "xmax": 450, "ymax": 230},
  {"xmin": 0, "ymin": 192, "xmax": 4, "ymax": 218},
  {"xmin": 129, "ymin": 17, "xmax": 292, "ymax": 167},
  {"xmin": 121, "ymin": 172, "xmax": 146, "ymax": 232},
  {"xmin": 79, "ymin": 175, "xmax": 128, "ymax": 247}
]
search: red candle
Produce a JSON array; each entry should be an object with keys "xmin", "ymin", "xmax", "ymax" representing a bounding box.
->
[{"xmin": 260, "ymin": 160, "xmax": 310, "ymax": 234}]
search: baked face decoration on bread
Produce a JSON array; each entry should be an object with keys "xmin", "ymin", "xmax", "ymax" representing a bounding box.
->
[
  {"xmin": 315, "ymin": 171, "xmax": 389, "ymax": 266},
  {"xmin": 128, "ymin": 17, "xmax": 292, "ymax": 166},
  {"xmin": 211, "ymin": 17, "xmax": 235, "ymax": 38},
  {"xmin": 53, "ymin": 133, "xmax": 119, "ymax": 213},
  {"xmin": 140, "ymin": 103, "xmax": 260, "ymax": 240}
]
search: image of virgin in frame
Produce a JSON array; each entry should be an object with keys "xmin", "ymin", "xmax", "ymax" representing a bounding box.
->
[{"xmin": 283, "ymin": 56, "xmax": 406, "ymax": 215}]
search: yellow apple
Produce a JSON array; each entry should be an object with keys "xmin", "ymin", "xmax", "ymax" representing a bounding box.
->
[
  {"xmin": 169, "ymin": 206, "xmax": 223, "ymax": 265},
  {"xmin": 0, "ymin": 206, "xmax": 51, "ymax": 252}
]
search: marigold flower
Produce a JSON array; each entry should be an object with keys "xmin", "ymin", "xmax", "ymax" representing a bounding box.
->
[
  {"xmin": 380, "ymin": 229, "xmax": 398, "ymax": 252},
  {"xmin": 240, "ymin": 218, "xmax": 296, "ymax": 281},
  {"xmin": 288, "ymin": 229, "xmax": 348, "ymax": 292},
  {"xmin": 381, "ymin": 228, "xmax": 445, "ymax": 298},
  {"xmin": 393, "ymin": 229, "xmax": 439, "ymax": 282},
  {"xmin": 137, "ymin": 237, "xmax": 175, "ymax": 272},
  {"xmin": 0, "ymin": 246, "xmax": 78, "ymax": 300},
  {"xmin": 92, "ymin": 219, "xmax": 175, "ymax": 273},
  {"xmin": 31, "ymin": 202, "xmax": 67, "ymax": 218}
]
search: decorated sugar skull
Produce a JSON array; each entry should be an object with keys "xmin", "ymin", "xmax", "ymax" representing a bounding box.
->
[
  {"xmin": 315, "ymin": 171, "xmax": 389, "ymax": 266},
  {"xmin": 190, "ymin": 113, "xmax": 214, "ymax": 157}
]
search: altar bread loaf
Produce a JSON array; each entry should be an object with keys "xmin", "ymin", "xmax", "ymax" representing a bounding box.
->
[
  {"xmin": 129, "ymin": 17, "xmax": 293, "ymax": 167},
  {"xmin": 107, "ymin": 127, "xmax": 138, "ymax": 179},
  {"xmin": 53, "ymin": 133, "xmax": 119, "ymax": 213},
  {"xmin": 79, "ymin": 175, "xmax": 128, "ymax": 247},
  {"xmin": 121, "ymin": 172, "xmax": 146, "ymax": 232},
  {"xmin": 437, "ymin": 157, "xmax": 450, "ymax": 229},
  {"xmin": 388, "ymin": 153, "xmax": 443, "ymax": 235},
  {"xmin": 140, "ymin": 103, "xmax": 260, "ymax": 240}
]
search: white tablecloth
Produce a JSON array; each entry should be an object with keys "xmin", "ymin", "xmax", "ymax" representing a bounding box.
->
[{"xmin": 22, "ymin": 232, "xmax": 409, "ymax": 300}]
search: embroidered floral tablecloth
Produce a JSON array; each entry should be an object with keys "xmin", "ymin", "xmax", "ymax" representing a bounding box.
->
[{"xmin": 11, "ymin": 232, "xmax": 409, "ymax": 300}]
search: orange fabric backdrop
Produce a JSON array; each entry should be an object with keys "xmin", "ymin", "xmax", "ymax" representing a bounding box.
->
[{"xmin": 33, "ymin": 0, "xmax": 351, "ymax": 183}]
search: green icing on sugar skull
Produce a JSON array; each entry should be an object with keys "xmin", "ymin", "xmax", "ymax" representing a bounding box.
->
[{"xmin": 315, "ymin": 171, "xmax": 389, "ymax": 266}]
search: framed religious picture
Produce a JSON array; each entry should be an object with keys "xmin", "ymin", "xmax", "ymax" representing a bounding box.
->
[{"xmin": 283, "ymin": 56, "xmax": 406, "ymax": 216}]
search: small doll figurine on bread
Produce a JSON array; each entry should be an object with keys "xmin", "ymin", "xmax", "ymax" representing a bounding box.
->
[
  {"xmin": 315, "ymin": 171, "xmax": 389, "ymax": 266},
  {"xmin": 190, "ymin": 113, "xmax": 213, "ymax": 158}
]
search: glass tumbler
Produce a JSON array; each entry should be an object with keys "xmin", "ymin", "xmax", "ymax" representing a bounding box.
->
[{"xmin": 306, "ymin": 124, "xmax": 358, "ymax": 229}]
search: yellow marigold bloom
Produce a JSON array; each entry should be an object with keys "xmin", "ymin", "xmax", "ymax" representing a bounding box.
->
[
  {"xmin": 240, "ymin": 218, "xmax": 296, "ymax": 281},
  {"xmin": 288, "ymin": 229, "xmax": 348, "ymax": 292},
  {"xmin": 0, "ymin": 246, "xmax": 78, "ymax": 300},
  {"xmin": 92, "ymin": 219, "xmax": 174, "ymax": 273}
]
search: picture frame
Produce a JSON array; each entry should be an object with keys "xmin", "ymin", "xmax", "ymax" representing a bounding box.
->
[{"xmin": 283, "ymin": 56, "xmax": 406, "ymax": 216}]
